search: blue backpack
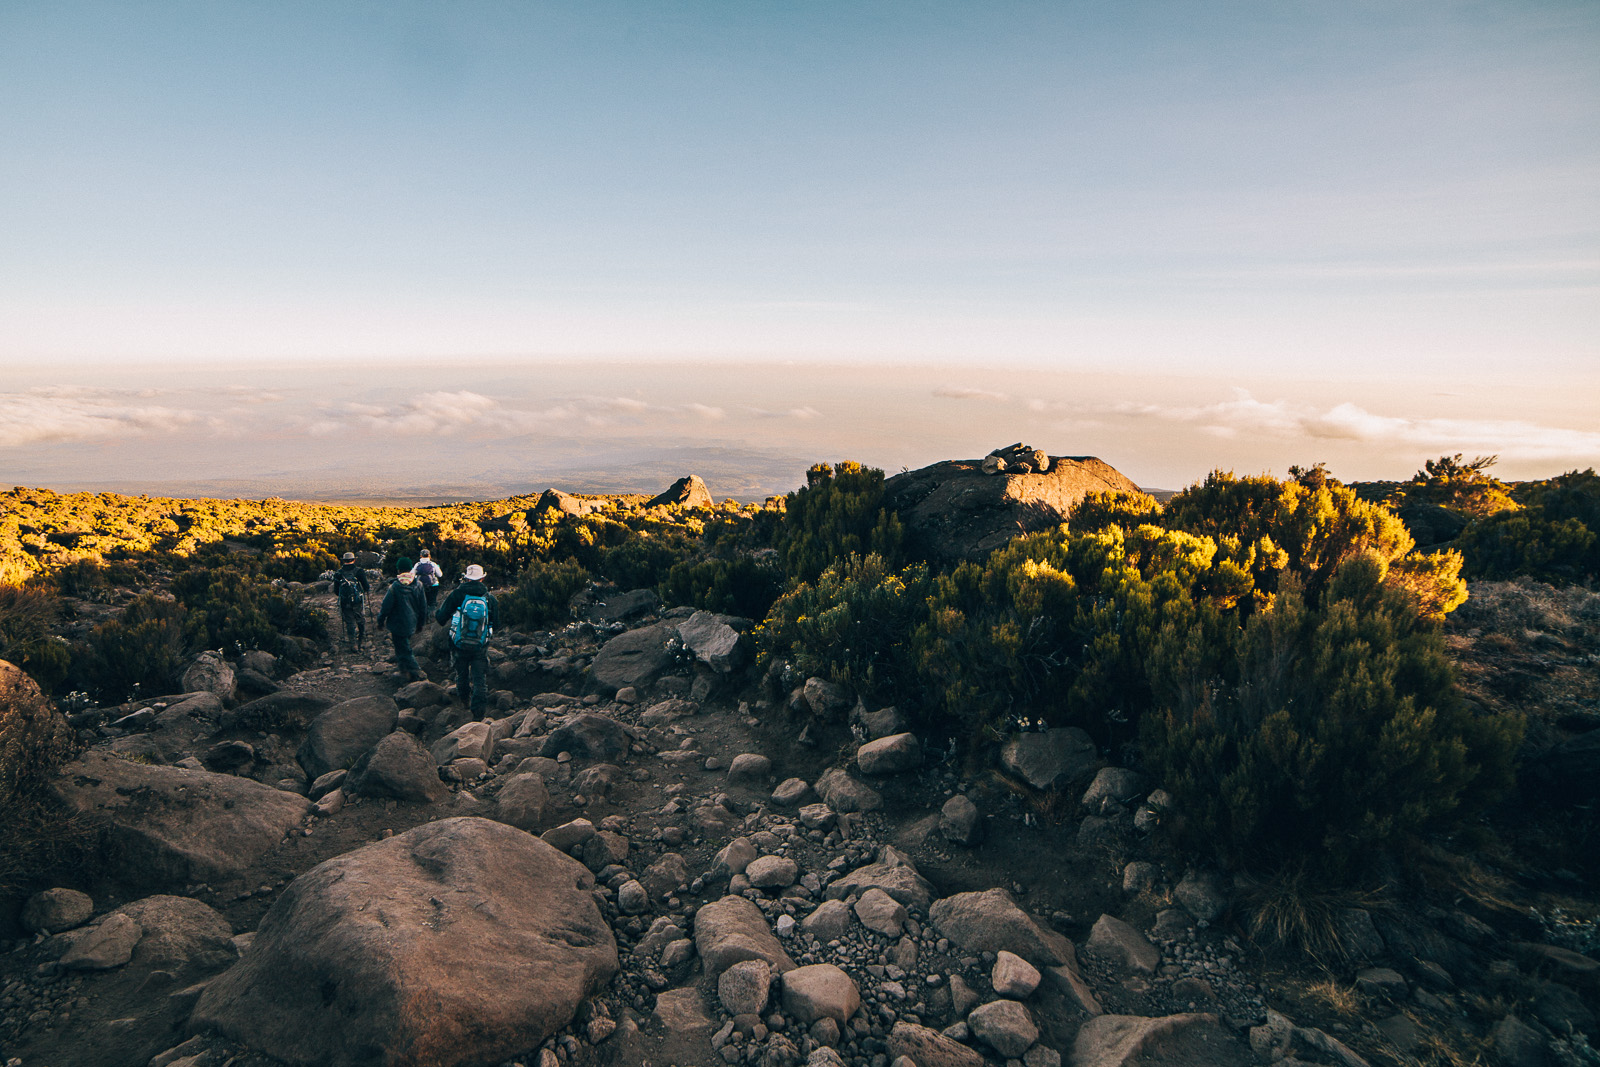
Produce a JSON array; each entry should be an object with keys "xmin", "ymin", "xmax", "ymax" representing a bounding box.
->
[{"xmin": 451, "ymin": 595, "xmax": 491, "ymax": 650}]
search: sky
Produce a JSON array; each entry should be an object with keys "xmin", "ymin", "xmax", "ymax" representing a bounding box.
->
[{"xmin": 1, "ymin": 1, "xmax": 1597, "ymax": 498}]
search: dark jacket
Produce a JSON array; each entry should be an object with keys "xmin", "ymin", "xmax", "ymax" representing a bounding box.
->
[
  {"xmin": 435, "ymin": 579, "xmax": 499, "ymax": 634},
  {"xmin": 377, "ymin": 579, "xmax": 424, "ymax": 635}
]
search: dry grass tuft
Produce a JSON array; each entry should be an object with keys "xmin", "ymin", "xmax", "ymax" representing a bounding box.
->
[{"xmin": 1241, "ymin": 866, "xmax": 1391, "ymax": 968}]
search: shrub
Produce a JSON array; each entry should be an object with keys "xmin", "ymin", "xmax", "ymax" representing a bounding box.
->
[
  {"xmin": 0, "ymin": 659, "xmax": 82, "ymax": 894},
  {"xmin": 77, "ymin": 594, "xmax": 188, "ymax": 700},
  {"xmin": 1457, "ymin": 469, "xmax": 1599, "ymax": 584},
  {"xmin": 1069, "ymin": 490, "xmax": 1163, "ymax": 534},
  {"xmin": 499, "ymin": 557, "xmax": 592, "ymax": 630},
  {"xmin": 0, "ymin": 585, "xmax": 71, "ymax": 692},
  {"xmin": 597, "ymin": 527, "xmax": 699, "ymax": 590},
  {"xmin": 1141, "ymin": 555, "xmax": 1522, "ymax": 879},
  {"xmin": 777, "ymin": 463, "xmax": 905, "ymax": 584},
  {"xmin": 757, "ymin": 553, "xmax": 930, "ymax": 709},
  {"xmin": 659, "ymin": 553, "xmax": 785, "ymax": 619}
]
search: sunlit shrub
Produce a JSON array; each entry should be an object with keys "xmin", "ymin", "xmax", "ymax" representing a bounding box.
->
[{"xmin": 499, "ymin": 557, "xmax": 592, "ymax": 631}]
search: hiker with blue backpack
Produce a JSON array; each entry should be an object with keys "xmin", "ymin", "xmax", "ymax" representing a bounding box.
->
[
  {"xmin": 434, "ymin": 563, "xmax": 498, "ymax": 719},
  {"xmin": 332, "ymin": 552, "xmax": 371, "ymax": 652}
]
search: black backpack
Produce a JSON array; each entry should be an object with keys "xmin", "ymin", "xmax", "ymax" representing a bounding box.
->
[{"xmin": 333, "ymin": 571, "xmax": 364, "ymax": 611}]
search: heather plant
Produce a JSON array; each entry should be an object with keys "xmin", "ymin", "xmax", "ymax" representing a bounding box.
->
[
  {"xmin": 0, "ymin": 659, "xmax": 81, "ymax": 893},
  {"xmin": 1068, "ymin": 489, "xmax": 1163, "ymax": 533},
  {"xmin": 0, "ymin": 585, "xmax": 71, "ymax": 692},
  {"xmin": 659, "ymin": 553, "xmax": 785, "ymax": 619},
  {"xmin": 1142, "ymin": 555, "xmax": 1522, "ymax": 878},
  {"xmin": 1458, "ymin": 468, "xmax": 1600, "ymax": 583},
  {"xmin": 757, "ymin": 552, "xmax": 930, "ymax": 708},
  {"xmin": 77, "ymin": 594, "xmax": 188, "ymax": 700},
  {"xmin": 777, "ymin": 463, "xmax": 905, "ymax": 584},
  {"xmin": 498, "ymin": 557, "xmax": 592, "ymax": 630}
]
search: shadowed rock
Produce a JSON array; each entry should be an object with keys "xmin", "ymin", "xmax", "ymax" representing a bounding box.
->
[{"xmin": 191, "ymin": 817, "xmax": 617, "ymax": 1067}]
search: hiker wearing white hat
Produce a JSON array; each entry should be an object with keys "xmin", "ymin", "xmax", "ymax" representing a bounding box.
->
[{"xmin": 435, "ymin": 563, "xmax": 498, "ymax": 719}]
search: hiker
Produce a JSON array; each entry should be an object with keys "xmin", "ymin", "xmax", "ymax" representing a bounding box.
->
[
  {"xmin": 332, "ymin": 552, "xmax": 370, "ymax": 651},
  {"xmin": 435, "ymin": 563, "xmax": 498, "ymax": 719},
  {"xmin": 410, "ymin": 548, "xmax": 443, "ymax": 616},
  {"xmin": 376, "ymin": 570, "xmax": 427, "ymax": 682}
]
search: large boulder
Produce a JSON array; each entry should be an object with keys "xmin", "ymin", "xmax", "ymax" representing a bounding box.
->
[
  {"xmin": 219, "ymin": 691, "xmax": 332, "ymax": 733},
  {"xmin": 191, "ymin": 818, "xmax": 617, "ymax": 1067},
  {"xmin": 107, "ymin": 692, "xmax": 222, "ymax": 765},
  {"xmin": 297, "ymin": 696, "xmax": 399, "ymax": 781},
  {"xmin": 884, "ymin": 456, "xmax": 1142, "ymax": 564},
  {"xmin": 348, "ymin": 732, "xmax": 447, "ymax": 802},
  {"xmin": 50, "ymin": 750, "xmax": 310, "ymax": 886},
  {"xmin": 676, "ymin": 612, "xmax": 744, "ymax": 673},
  {"xmin": 588, "ymin": 622, "xmax": 679, "ymax": 696},
  {"xmin": 928, "ymin": 888, "xmax": 1076, "ymax": 968},
  {"xmin": 493, "ymin": 772, "xmax": 551, "ymax": 831},
  {"xmin": 181, "ymin": 651, "xmax": 236, "ymax": 704},
  {"xmin": 1000, "ymin": 728, "xmax": 1098, "ymax": 792},
  {"xmin": 887, "ymin": 1021, "xmax": 986, "ymax": 1067}
]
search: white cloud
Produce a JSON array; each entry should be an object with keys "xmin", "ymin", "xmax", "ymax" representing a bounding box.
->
[
  {"xmin": 748, "ymin": 406, "xmax": 822, "ymax": 420},
  {"xmin": 1101, "ymin": 390, "xmax": 1600, "ymax": 463},
  {"xmin": 0, "ymin": 392, "xmax": 216, "ymax": 447}
]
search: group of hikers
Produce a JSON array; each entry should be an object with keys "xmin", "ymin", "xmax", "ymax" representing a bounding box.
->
[{"xmin": 330, "ymin": 548, "xmax": 499, "ymax": 719}]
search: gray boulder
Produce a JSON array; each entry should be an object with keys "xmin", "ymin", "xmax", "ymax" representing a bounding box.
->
[
  {"xmin": 297, "ymin": 696, "xmax": 399, "ymax": 781},
  {"xmin": 181, "ymin": 651, "xmax": 236, "ymax": 704},
  {"xmin": 541, "ymin": 713, "xmax": 636, "ymax": 764},
  {"xmin": 494, "ymin": 772, "xmax": 550, "ymax": 831},
  {"xmin": 22, "ymin": 888, "xmax": 93, "ymax": 934},
  {"xmin": 855, "ymin": 732, "xmax": 922, "ymax": 775},
  {"xmin": 815, "ymin": 767, "xmax": 882, "ymax": 813},
  {"xmin": 693, "ymin": 895, "xmax": 796, "ymax": 977},
  {"xmin": 1072, "ymin": 1013, "xmax": 1253, "ymax": 1067},
  {"xmin": 677, "ymin": 611, "xmax": 744, "ymax": 672},
  {"xmin": 191, "ymin": 818, "xmax": 617, "ymax": 1067},
  {"xmin": 928, "ymin": 888, "xmax": 1076, "ymax": 968},
  {"xmin": 349, "ymin": 731, "xmax": 447, "ymax": 802},
  {"xmin": 999, "ymin": 728, "xmax": 1098, "ymax": 792},
  {"xmin": 51, "ymin": 750, "xmax": 311, "ymax": 886},
  {"xmin": 220, "ymin": 691, "xmax": 331, "ymax": 733},
  {"xmin": 588, "ymin": 622, "xmax": 678, "ymax": 695}
]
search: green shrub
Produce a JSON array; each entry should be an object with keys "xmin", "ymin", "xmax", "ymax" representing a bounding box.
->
[
  {"xmin": 0, "ymin": 659, "xmax": 82, "ymax": 893},
  {"xmin": 598, "ymin": 527, "xmax": 699, "ymax": 590},
  {"xmin": 77, "ymin": 594, "xmax": 188, "ymax": 700},
  {"xmin": 499, "ymin": 557, "xmax": 592, "ymax": 630},
  {"xmin": 1069, "ymin": 489, "xmax": 1163, "ymax": 533},
  {"xmin": 1141, "ymin": 555, "xmax": 1522, "ymax": 879},
  {"xmin": 757, "ymin": 553, "xmax": 930, "ymax": 709},
  {"xmin": 1458, "ymin": 469, "xmax": 1599, "ymax": 583},
  {"xmin": 659, "ymin": 553, "xmax": 785, "ymax": 619},
  {"xmin": 777, "ymin": 463, "xmax": 905, "ymax": 584},
  {"xmin": 0, "ymin": 585, "xmax": 71, "ymax": 692}
]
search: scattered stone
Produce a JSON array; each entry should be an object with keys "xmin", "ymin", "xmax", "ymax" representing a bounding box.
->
[
  {"xmin": 719, "ymin": 959, "xmax": 773, "ymax": 1016},
  {"xmin": 992, "ymin": 950, "xmax": 1043, "ymax": 998},
  {"xmin": 853, "ymin": 888, "xmax": 908, "ymax": 937},
  {"xmin": 728, "ymin": 753, "xmax": 773, "ymax": 785},
  {"xmin": 494, "ymin": 772, "xmax": 551, "ymax": 831},
  {"xmin": 181, "ymin": 650, "xmax": 236, "ymax": 704},
  {"xmin": 929, "ymin": 888, "xmax": 1076, "ymax": 967},
  {"xmin": 967, "ymin": 999, "xmax": 1039, "ymax": 1058},
  {"xmin": 1073, "ymin": 1013, "xmax": 1253, "ymax": 1067},
  {"xmin": 59, "ymin": 912, "xmax": 143, "ymax": 970},
  {"xmin": 347, "ymin": 732, "xmax": 446, "ymax": 803},
  {"xmin": 824, "ymin": 848, "xmax": 934, "ymax": 911},
  {"xmin": 1122, "ymin": 862, "xmax": 1159, "ymax": 895},
  {"xmin": 1173, "ymin": 869, "xmax": 1229, "ymax": 924},
  {"xmin": 1084, "ymin": 915, "xmax": 1161, "ymax": 973},
  {"xmin": 999, "ymin": 728, "xmax": 1097, "ymax": 792},
  {"xmin": 747, "ymin": 855, "xmax": 799, "ymax": 890},
  {"xmin": 617, "ymin": 880, "xmax": 649, "ymax": 915},
  {"xmin": 856, "ymin": 733, "xmax": 923, "ymax": 775},
  {"xmin": 802, "ymin": 900, "xmax": 854, "ymax": 941},
  {"xmin": 694, "ymin": 895, "xmax": 797, "ymax": 977},
  {"xmin": 887, "ymin": 1021, "xmax": 986, "ymax": 1067},
  {"xmin": 1355, "ymin": 967, "xmax": 1409, "ymax": 1001},
  {"xmin": 781, "ymin": 964, "xmax": 861, "ymax": 1026},
  {"xmin": 541, "ymin": 818, "xmax": 596, "ymax": 853},
  {"xmin": 678, "ymin": 611, "xmax": 745, "ymax": 672},
  {"xmin": 803, "ymin": 678, "xmax": 852, "ymax": 719},
  {"xmin": 771, "ymin": 778, "xmax": 810, "ymax": 806},
  {"xmin": 541, "ymin": 713, "xmax": 636, "ymax": 763},
  {"xmin": 21, "ymin": 888, "xmax": 93, "ymax": 934},
  {"xmin": 815, "ymin": 767, "xmax": 882, "ymax": 812},
  {"xmin": 939, "ymin": 794, "xmax": 982, "ymax": 845},
  {"xmin": 1081, "ymin": 767, "xmax": 1144, "ymax": 812}
]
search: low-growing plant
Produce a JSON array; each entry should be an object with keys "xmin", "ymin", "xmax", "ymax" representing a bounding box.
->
[
  {"xmin": 498, "ymin": 557, "xmax": 592, "ymax": 630},
  {"xmin": 75, "ymin": 594, "xmax": 188, "ymax": 700},
  {"xmin": 0, "ymin": 585, "xmax": 71, "ymax": 691}
]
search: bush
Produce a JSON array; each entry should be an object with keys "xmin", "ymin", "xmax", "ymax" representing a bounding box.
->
[
  {"xmin": 659, "ymin": 553, "xmax": 785, "ymax": 620},
  {"xmin": 0, "ymin": 585, "xmax": 71, "ymax": 692},
  {"xmin": 1457, "ymin": 469, "xmax": 1600, "ymax": 583},
  {"xmin": 1141, "ymin": 555, "xmax": 1522, "ymax": 879},
  {"xmin": 757, "ymin": 553, "xmax": 930, "ymax": 709},
  {"xmin": 777, "ymin": 463, "xmax": 905, "ymax": 584},
  {"xmin": 1069, "ymin": 490, "xmax": 1163, "ymax": 534},
  {"xmin": 77, "ymin": 594, "xmax": 188, "ymax": 700},
  {"xmin": 499, "ymin": 557, "xmax": 592, "ymax": 630},
  {"xmin": 0, "ymin": 659, "xmax": 81, "ymax": 893}
]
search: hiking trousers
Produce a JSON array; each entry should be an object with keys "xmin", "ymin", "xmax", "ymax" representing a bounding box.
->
[
  {"xmin": 390, "ymin": 630, "xmax": 420, "ymax": 675},
  {"xmin": 453, "ymin": 646, "xmax": 489, "ymax": 718},
  {"xmin": 341, "ymin": 604, "xmax": 366, "ymax": 644}
]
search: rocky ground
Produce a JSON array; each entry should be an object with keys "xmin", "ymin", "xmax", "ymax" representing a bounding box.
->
[{"xmin": 1, "ymin": 579, "xmax": 1596, "ymax": 1067}]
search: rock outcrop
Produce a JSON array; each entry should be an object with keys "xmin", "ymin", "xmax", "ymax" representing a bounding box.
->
[{"xmin": 884, "ymin": 455, "xmax": 1142, "ymax": 564}]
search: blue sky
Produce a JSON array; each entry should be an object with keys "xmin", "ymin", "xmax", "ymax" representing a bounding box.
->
[{"xmin": 1, "ymin": 2, "xmax": 1596, "ymax": 492}]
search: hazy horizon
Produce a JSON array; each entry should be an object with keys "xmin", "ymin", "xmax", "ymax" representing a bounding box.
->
[{"xmin": 2, "ymin": 3, "xmax": 1596, "ymax": 498}]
